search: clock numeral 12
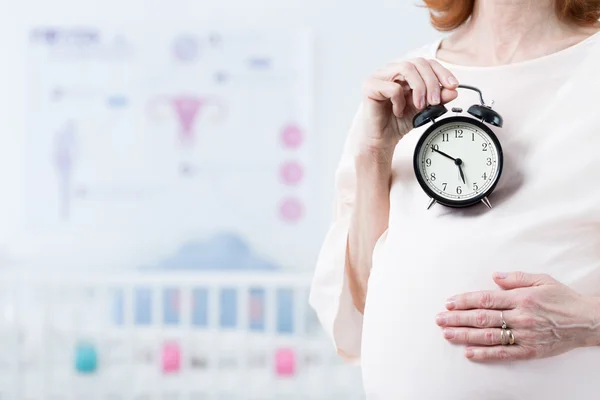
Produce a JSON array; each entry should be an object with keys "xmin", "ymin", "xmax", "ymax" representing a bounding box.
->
[{"xmin": 455, "ymin": 129, "xmax": 463, "ymax": 138}]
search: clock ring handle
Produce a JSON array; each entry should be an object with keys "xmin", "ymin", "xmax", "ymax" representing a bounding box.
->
[
  {"xmin": 456, "ymin": 84, "xmax": 488, "ymax": 107},
  {"xmin": 412, "ymin": 84, "xmax": 501, "ymax": 128},
  {"xmin": 457, "ymin": 84, "xmax": 503, "ymax": 127}
]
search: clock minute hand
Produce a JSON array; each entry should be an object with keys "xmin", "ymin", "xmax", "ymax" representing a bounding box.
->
[
  {"xmin": 431, "ymin": 147, "xmax": 457, "ymax": 162},
  {"xmin": 457, "ymin": 162, "xmax": 466, "ymax": 185}
]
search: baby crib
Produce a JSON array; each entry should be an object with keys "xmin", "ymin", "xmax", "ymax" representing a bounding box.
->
[{"xmin": 0, "ymin": 272, "xmax": 364, "ymax": 400}]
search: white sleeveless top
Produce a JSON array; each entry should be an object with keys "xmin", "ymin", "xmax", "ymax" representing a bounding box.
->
[{"xmin": 310, "ymin": 31, "xmax": 600, "ymax": 399}]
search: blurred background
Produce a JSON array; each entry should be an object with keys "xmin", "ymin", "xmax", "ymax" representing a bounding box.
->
[{"xmin": 0, "ymin": 1, "xmax": 439, "ymax": 399}]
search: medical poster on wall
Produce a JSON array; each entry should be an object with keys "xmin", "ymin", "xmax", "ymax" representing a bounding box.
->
[{"xmin": 25, "ymin": 26, "xmax": 317, "ymax": 272}]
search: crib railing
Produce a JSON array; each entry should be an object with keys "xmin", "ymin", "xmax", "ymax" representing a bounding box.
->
[{"xmin": 0, "ymin": 272, "xmax": 364, "ymax": 400}]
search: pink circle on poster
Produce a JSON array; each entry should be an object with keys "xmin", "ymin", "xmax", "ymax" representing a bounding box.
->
[
  {"xmin": 279, "ymin": 198, "xmax": 303, "ymax": 223},
  {"xmin": 279, "ymin": 162, "xmax": 304, "ymax": 185},
  {"xmin": 172, "ymin": 35, "xmax": 200, "ymax": 62},
  {"xmin": 281, "ymin": 124, "xmax": 304, "ymax": 149}
]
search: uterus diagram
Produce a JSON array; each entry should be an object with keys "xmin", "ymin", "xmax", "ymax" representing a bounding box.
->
[{"xmin": 148, "ymin": 94, "xmax": 226, "ymax": 174}]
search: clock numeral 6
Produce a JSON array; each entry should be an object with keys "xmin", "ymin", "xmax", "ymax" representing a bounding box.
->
[{"xmin": 456, "ymin": 186, "xmax": 462, "ymax": 194}]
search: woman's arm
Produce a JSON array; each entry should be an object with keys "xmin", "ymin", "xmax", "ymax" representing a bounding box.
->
[
  {"xmin": 309, "ymin": 57, "xmax": 458, "ymax": 358},
  {"xmin": 344, "ymin": 58, "xmax": 460, "ymax": 314},
  {"xmin": 347, "ymin": 148, "xmax": 393, "ymax": 314}
]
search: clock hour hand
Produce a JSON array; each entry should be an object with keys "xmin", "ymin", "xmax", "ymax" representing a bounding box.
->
[
  {"xmin": 431, "ymin": 147, "xmax": 457, "ymax": 162},
  {"xmin": 431, "ymin": 147, "xmax": 467, "ymax": 184}
]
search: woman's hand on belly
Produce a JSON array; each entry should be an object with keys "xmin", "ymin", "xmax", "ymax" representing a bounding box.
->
[{"xmin": 434, "ymin": 271, "xmax": 600, "ymax": 362}]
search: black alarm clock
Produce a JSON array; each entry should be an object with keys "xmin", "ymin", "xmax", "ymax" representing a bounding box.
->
[{"xmin": 412, "ymin": 85, "xmax": 504, "ymax": 210}]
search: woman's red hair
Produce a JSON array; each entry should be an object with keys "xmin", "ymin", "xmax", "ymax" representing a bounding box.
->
[{"xmin": 423, "ymin": 0, "xmax": 600, "ymax": 31}]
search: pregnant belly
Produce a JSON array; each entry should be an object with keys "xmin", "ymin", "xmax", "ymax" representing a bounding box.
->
[{"xmin": 360, "ymin": 244, "xmax": 600, "ymax": 400}]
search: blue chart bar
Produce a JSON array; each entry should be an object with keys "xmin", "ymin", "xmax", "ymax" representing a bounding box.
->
[
  {"xmin": 163, "ymin": 288, "xmax": 180, "ymax": 325},
  {"xmin": 135, "ymin": 288, "xmax": 152, "ymax": 325},
  {"xmin": 277, "ymin": 289, "xmax": 294, "ymax": 334},
  {"xmin": 249, "ymin": 288, "xmax": 265, "ymax": 331},
  {"xmin": 191, "ymin": 288, "xmax": 208, "ymax": 327},
  {"xmin": 220, "ymin": 288, "xmax": 237, "ymax": 328}
]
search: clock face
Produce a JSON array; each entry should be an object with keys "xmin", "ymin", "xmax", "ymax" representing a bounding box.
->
[{"xmin": 414, "ymin": 116, "xmax": 503, "ymax": 207}]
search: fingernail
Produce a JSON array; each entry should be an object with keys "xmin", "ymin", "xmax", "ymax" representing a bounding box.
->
[
  {"xmin": 432, "ymin": 92, "xmax": 440, "ymax": 105},
  {"xmin": 436, "ymin": 315, "xmax": 447, "ymax": 325},
  {"xmin": 445, "ymin": 299, "xmax": 455, "ymax": 310},
  {"xmin": 465, "ymin": 349, "xmax": 474, "ymax": 359},
  {"xmin": 443, "ymin": 328, "xmax": 455, "ymax": 339},
  {"xmin": 495, "ymin": 272, "xmax": 508, "ymax": 279},
  {"xmin": 421, "ymin": 96, "xmax": 427, "ymax": 109},
  {"xmin": 448, "ymin": 76, "xmax": 459, "ymax": 86}
]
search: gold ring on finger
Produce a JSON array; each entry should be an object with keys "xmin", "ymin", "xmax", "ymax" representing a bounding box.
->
[
  {"xmin": 500, "ymin": 329, "xmax": 508, "ymax": 345},
  {"xmin": 507, "ymin": 329, "xmax": 516, "ymax": 345}
]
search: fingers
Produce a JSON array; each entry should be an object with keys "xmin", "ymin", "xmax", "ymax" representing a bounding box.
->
[
  {"xmin": 362, "ymin": 78, "xmax": 406, "ymax": 118},
  {"xmin": 440, "ymin": 88, "xmax": 458, "ymax": 104},
  {"xmin": 396, "ymin": 62, "xmax": 427, "ymax": 110},
  {"xmin": 446, "ymin": 290, "xmax": 518, "ymax": 311},
  {"xmin": 412, "ymin": 58, "xmax": 442, "ymax": 106},
  {"xmin": 373, "ymin": 58, "xmax": 459, "ymax": 110},
  {"xmin": 428, "ymin": 59, "xmax": 459, "ymax": 88},
  {"xmin": 493, "ymin": 271, "xmax": 557, "ymax": 289},
  {"xmin": 436, "ymin": 309, "xmax": 517, "ymax": 329},
  {"xmin": 374, "ymin": 58, "xmax": 458, "ymax": 90},
  {"xmin": 442, "ymin": 327, "xmax": 515, "ymax": 346},
  {"xmin": 465, "ymin": 345, "xmax": 537, "ymax": 362}
]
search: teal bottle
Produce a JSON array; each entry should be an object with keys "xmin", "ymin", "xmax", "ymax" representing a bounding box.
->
[{"xmin": 75, "ymin": 342, "xmax": 98, "ymax": 374}]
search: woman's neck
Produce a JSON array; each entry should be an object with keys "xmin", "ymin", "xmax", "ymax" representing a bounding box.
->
[{"xmin": 438, "ymin": 0, "xmax": 600, "ymax": 66}]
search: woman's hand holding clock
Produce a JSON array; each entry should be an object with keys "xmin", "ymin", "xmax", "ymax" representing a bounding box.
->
[{"xmin": 360, "ymin": 58, "xmax": 459, "ymax": 159}]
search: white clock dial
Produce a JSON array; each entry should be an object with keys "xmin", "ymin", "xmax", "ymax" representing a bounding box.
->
[{"xmin": 417, "ymin": 121, "xmax": 500, "ymax": 202}]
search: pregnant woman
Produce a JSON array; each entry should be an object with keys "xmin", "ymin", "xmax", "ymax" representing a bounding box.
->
[{"xmin": 309, "ymin": 1, "xmax": 600, "ymax": 399}]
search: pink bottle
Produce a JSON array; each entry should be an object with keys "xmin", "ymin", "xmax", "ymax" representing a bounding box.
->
[
  {"xmin": 162, "ymin": 341, "xmax": 181, "ymax": 374},
  {"xmin": 275, "ymin": 348, "xmax": 296, "ymax": 377}
]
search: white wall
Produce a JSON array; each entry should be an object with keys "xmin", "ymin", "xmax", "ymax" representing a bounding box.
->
[{"xmin": 0, "ymin": 0, "xmax": 440, "ymax": 268}]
